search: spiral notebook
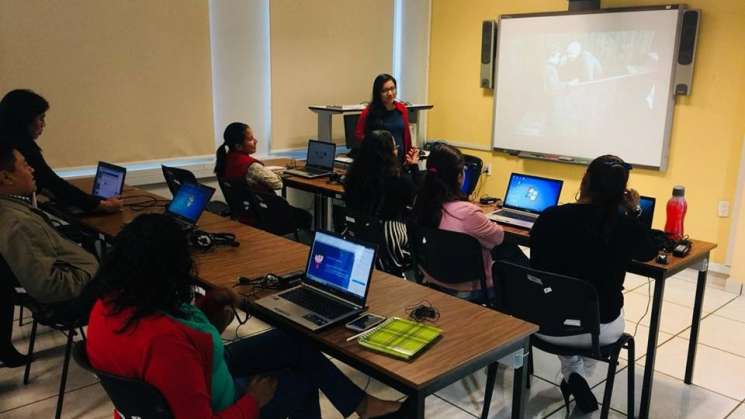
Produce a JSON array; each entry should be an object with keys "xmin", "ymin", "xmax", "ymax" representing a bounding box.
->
[{"xmin": 356, "ymin": 317, "xmax": 442, "ymax": 360}]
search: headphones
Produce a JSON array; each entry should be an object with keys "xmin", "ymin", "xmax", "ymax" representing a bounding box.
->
[{"xmin": 189, "ymin": 230, "xmax": 239, "ymax": 251}]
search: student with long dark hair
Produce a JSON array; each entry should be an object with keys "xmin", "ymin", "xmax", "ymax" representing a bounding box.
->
[
  {"xmin": 214, "ymin": 122, "xmax": 282, "ymax": 193},
  {"xmin": 85, "ymin": 214, "xmax": 403, "ymax": 419},
  {"xmin": 411, "ymin": 143, "xmax": 507, "ymax": 299},
  {"xmin": 344, "ymin": 130, "xmax": 418, "ymax": 274},
  {"xmin": 0, "ymin": 89, "xmax": 122, "ymax": 212},
  {"xmin": 530, "ymin": 154, "xmax": 657, "ymax": 413},
  {"xmin": 354, "ymin": 74, "xmax": 418, "ymax": 162}
]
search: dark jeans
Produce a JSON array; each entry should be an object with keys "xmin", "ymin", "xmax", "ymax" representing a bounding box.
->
[
  {"xmin": 224, "ymin": 329, "xmax": 365, "ymax": 419},
  {"xmin": 0, "ymin": 284, "xmax": 24, "ymax": 362}
]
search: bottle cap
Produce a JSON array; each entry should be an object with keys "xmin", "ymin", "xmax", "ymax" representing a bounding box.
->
[{"xmin": 673, "ymin": 185, "xmax": 685, "ymax": 197}]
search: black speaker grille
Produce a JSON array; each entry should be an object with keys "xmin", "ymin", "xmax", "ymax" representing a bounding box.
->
[
  {"xmin": 678, "ymin": 10, "xmax": 699, "ymax": 65},
  {"xmin": 481, "ymin": 21, "xmax": 493, "ymax": 64}
]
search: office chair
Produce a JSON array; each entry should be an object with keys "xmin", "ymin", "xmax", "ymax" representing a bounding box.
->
[
  {"xmin": 339, "ymin": 208, "xmax": 408, "ymax": 278},
  {"xmin": 407, "ymin": 225, "xmax": 493, "ymax": 307},
  {"xmin": 72, "ymin": 341, "xmax": 174, "ymax": 419},
  {"xmin": 493, "ymin": 260, "xmax": 635, "ymax": 419},
  {"xmin": 218, "ymin": 178, "xmax": 309, "ymax": 240},
  {"xmin": 161, "ymin": 165, "xmax": 230, "ymax": 217},
  {"xmin": 1, "ymin": 255, "xmax": 89, "ymax": 419}
]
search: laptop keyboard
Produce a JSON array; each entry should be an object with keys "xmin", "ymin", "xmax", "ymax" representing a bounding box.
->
[
  {"xmin": 281, "ymin": 287, "xmax": 353, "ymax": 319},
  {"xmin": 496, "ymin": 210, "xmax": 536, "ymax": 222},
  {"xmin": 304, "ymin": 166, "xmax": 329, "ymax": 174}
]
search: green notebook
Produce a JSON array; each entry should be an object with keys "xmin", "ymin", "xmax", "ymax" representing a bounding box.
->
[{"xmin": 357, "ymin": 317, "xmax": 442, "ymax": 360}]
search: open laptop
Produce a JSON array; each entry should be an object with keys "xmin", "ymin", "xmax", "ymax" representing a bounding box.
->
[
  {"xmin": 254, "ymin": 230, "xmax": 376, "ymax": 331},
  {"xmin": 91, "ymin": 161, "xmax": 126, "ymax": 199},
  {"xmin": 285, "ymin": 140, "xmax": 336, "ymax": 178},
  {"xmin": 638, "ymin": 195, "xmax": 656, "ymax": 229},
  {"xmin": 164, "ymin": 182, "xmax": 215, "ymax": 230},
  {"xmin": 489, "ymin": 173, "xmax": 564, "ymax": 229}
]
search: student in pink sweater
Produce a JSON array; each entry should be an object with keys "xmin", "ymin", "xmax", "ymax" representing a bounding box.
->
[{"xmin": 412, "ymin": 143, "xmax": 524, "ymax": 300}]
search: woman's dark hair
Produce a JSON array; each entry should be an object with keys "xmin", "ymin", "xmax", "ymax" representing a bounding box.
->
[
  {"xmin": 0, "ymin": 89, "xmax": 49, "ymax": 150},
  {"xmin": 364, "ymin": 74, "xmax": 397, "ymax": 134},
  {"xmin": 344, "ymin": 130, "xmax": 400, "ymax": 214},
  {"xmin": 87, "ymin": 213, "xmax": 196, "ymax": 332},
  {"xmin": 579, "ymin": 154, "xmax": 631, "ymax": 239},
  {"xmin": 412, "ymin": 143, "xmax": 466, "ymax": 228},
  {"xmin": 214, "ymin": 122, "xmax": 249, "ymax": 176}
]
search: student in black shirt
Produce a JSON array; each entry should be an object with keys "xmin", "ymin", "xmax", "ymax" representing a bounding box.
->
[
  {"xmin": 0, "ymin": 89, "xmax": 122, "ymax": 212},
  {"xmin": 344, "ymin": 130, "xmax": 418, "ymax": 275},
  {"xmin": 530, "ymin": 154, "xmax": 657, "ymax": 413}
]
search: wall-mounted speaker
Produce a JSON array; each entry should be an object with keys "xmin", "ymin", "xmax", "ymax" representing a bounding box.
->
[
  {"xmin": 674, "ymin": 9, "xmax": 700, "ymax": 96},
  {"xmin": 480, "ymin": 20, "xmax": 496, "ymax": 89}
]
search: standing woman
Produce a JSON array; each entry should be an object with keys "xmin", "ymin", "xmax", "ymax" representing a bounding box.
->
[
  {"xmin": 529, "ymin": 155, "xmax": 657, "ymax": 414},
  {"xmin": 354, "ymin": 74, "xmax": 418, "ymax": 163},
  {"xmin": 0, "ymin": 89, "xmax": 122, "ymax": 212},
  {"xmin": 344, "ymin": 130, "xmax": 418, "ymax": 275}
]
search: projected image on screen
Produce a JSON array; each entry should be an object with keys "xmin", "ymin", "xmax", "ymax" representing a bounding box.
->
[{"xmin": 493, "ymin": 9, "xmax": 680, "ymax": 168}]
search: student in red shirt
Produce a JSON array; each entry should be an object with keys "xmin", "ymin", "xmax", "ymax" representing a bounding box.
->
[{"xmin": 85, "ymin": 213, "xmax": 402, "ymax": 419}]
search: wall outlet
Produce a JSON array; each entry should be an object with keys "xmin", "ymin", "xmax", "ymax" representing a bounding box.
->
[
  {"xmin": 484, "ymin": 164, "xmax": 492, "ymax": 176},
  {"xmin": 718, "ymin": 200, "xmax": 730, "ymax": 217}
]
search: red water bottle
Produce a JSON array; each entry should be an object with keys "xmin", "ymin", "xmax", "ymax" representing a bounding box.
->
[{"xmin": 664, "ymin": 185, "xmax": 687, "ymax": 241}]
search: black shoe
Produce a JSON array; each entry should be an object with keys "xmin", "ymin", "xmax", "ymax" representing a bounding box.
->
[
  {"xmin": 567, "ymin": 373, "xmax": 598, "ymax": 413},
  {"xmin": 559, "ymin": 379, "xmax": 572, "ymax": 413},
  {"xmin": 0, "ymin": 351, "xmax": 31, "ymax": 368}
]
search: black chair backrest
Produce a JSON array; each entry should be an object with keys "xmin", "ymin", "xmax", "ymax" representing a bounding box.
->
[
  {"xmin": 249, "ymin": 190, "xmax": 299, "ymax": 236},
  {"xmin": 217, "ymin": 177, "xmax": 255, "ymax": 221},
  {"xmin": 161, "ymin": 165, "xmax": 198, "ymax": 197},
  {"xmin": 408, "ymin": 224, "xmax": 490, "ymax": 303},
  {"xmin": 494, "ymin": 260, "xmax": 602, "ymax": 348},
  {"xmin": 72, "ymin": 341, "xmax": 173, "ymax": 419}
]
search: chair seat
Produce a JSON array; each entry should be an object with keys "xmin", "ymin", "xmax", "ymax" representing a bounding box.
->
[{"xmin": 532, "ymin": 332, "xmax": 633, "ymax": 361}]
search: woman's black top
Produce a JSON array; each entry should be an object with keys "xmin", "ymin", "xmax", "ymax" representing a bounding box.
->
[
  {"xmin": 16, "ymin": 141, "xmax": 100, "ymax": 212},
  {"xmin": 530, "ymin": 203, "xmax": 658, "ymax": 323},
  {"xmin": 344, "ymin": 169, "xmax": 418, "ymax": 221}
]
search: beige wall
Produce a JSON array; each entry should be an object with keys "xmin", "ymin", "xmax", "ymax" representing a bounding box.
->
[
  {"xmin": 731, "ymin": 143, "xmax": 745, "ymax": 282},
  {"xmin": 0, "ymin": 0, "xmax": 215, "ymax": 168},
  {"xmin": 428, "ymin": 0, "xmax": 745, "ymax": 264},
  {"xmin": 270, "ymin": 0, "xmax": 393, "ymax": 150}
]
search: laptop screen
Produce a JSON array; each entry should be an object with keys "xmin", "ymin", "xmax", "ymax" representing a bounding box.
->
[
  {"xmin": 165, "ymin": 182, "xmax": 215, "ymax": 225},
  {"xmin": 503, "ymin": 173, "xmax": 563, "ymax": 214},
  {"xmin": 638, "ymin": 196, "xmax": 656, "ymax": 229},
  {"xmin": 306, "ymin": 140, "xmax": 336, "ymax": 170},
  {"xmin": 92, "ymin": 162, "xmax": 126, "ymax": 199},
  {"xmin": 305, "ymin": 231, "xmax": 376, "ymax": 304}
]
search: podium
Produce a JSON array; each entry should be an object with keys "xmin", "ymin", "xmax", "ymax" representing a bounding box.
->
[{"xmin": 308, "ymin": 103, "xmax": 433, "ymax": 145}]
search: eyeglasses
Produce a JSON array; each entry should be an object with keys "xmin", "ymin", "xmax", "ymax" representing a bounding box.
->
[{"xmin": 381, "ymin": 86, "xmax": 397, "ymax": 94}]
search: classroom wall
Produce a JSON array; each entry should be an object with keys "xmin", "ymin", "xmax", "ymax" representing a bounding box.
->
[
  {"xmin": 428, "ymin": 0, "xmax": 745, "ymax": 264},
  {"xmin": 0, "ymin": 0, "xmax": 215, "ymax": 168},
  {"xmin": 269, "ymin": 0, "xmax": 393, "ymax": 151}
]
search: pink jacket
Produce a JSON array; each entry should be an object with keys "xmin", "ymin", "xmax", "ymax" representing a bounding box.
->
[{"xmin": 426, "ymin": 201, "xmax": 504, "ymax": 292}]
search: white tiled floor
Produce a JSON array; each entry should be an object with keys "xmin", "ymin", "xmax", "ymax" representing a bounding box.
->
[{"xmin": 1, "ymin": 269, "xmax": 743, "ymax": 418}]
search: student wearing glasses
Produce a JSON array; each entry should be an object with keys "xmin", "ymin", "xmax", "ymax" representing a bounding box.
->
[
  {"xmin": 355, "ymin": 74, "xmax": 419, "ymax": 164},
  {"xmin": 0, "ymin": 89, "xmax": 122, "ymax": 212},
  {"xmin": 530, "ymin": 154, "xmax": 657, "ymax": 414}
]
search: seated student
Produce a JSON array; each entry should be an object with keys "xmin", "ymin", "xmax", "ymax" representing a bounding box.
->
[
  {"xmin": 0, "ymin": 143, "xmax": 99, "ymax": 367},
  {"xmin": 411, "ymin": 143, "xmax": 509, "ymax": 299},
  {"xmin": 85, "ymin": 213, "xmax": 403, "ymax": 419},
  {"xmin": 0, "ymin": 89, "xmax": 122, "ymax": 212},
  {"xmin": 529, "ymin": 154, "xmax": 657, "ymax": 413},
  {"xmin": 215, "ymin": 122, "xmax": 283, "ymax": 193},
  {"xmin": 344, "ymin": 130, "xmax": 419, "ymax": 274}
]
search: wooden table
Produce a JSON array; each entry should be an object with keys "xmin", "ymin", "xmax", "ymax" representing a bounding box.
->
[{"xmin": 58, "ymin": 182, "xmax": 538, "ymax": 419}]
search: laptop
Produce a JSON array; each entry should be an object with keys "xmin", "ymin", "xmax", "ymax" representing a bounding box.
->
[
  {"xmin": 254, "ymin": 230, "xmax": 376, "ymax": 331},
  {"xmin": 164, "ymin": 182, "xmax": 215, "ymax": 229},
  {"xmin": 91, "ymin": 161, "xmax": 126, "ymax": 199},
  {"xmin": 638, "ymin": 196, "xmax": 656, "ymax": 229},
  {"xmin": 489, "ymin": 173, "xmax": 564, "ymax": 229},
  {"xmin": 285, "ymin": 140, "xmax": 336, "ymax": 178}
]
